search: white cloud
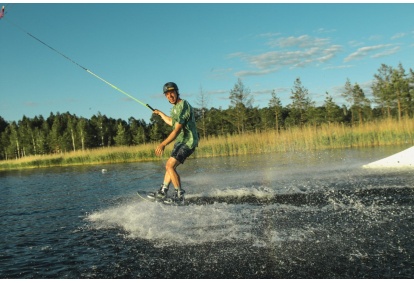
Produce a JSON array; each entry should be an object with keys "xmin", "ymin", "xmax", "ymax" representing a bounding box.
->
[
  {"xmin": 268, "ymin": 34, "xmax": 329, "ymax": 49},
  {"xmin": 207, "ymin": 89, "xmax": 228, "ymax": 96},
  {"xmin": 252, "ymin": 87, "xmax": 289, "ymax": 96},
  {"xmin": 322, "ymin": 64, "xmax": 354, "ymax": 70},
  {"xmin": 314, "ymin": 28, "xmax": 337, "ymax": 34},
  {"xmin": 344, "ymin": 44, "xmax": 397, "ymax": 62},
  {"xmin": 208, "ymin": 67, "xmax": 234, "ymax": 80},
  {"xmin": 235, "ymin": 67, "xmax": 281, "ymax": 77},
  {"xmin": 391, "ymin": 32, "xmax": 406, "ymax": 40},
  {"xmin": 258, "ymin": 32, "xmax": 282, "ymax": 38},
  {"xmin": 371, "ymin": 46, "xmax": 400, "ymax": 58},
  {"xmin": 230, "ymin": 35, "xmax": 343, "ymax": 77},
  {"xmin": 368, "ymin": 35, "xmax": 382, "ymax": 41},
  {"xmin": 348, "ymin": 40, "xmax": 364, "ymax": 47}
]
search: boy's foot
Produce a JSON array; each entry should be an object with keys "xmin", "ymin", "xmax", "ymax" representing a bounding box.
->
[
  {"xmin": 164, "ymin": 189, "xmax": 185, "ymax": 204},
  {"xmin": 147, "ymin": 186, "xmax": 168, "ymax": 200}
]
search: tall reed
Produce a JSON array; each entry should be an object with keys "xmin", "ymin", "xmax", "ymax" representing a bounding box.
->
[
  {"xmin": 194, "ymin": 118, "xmax": 414, "ymax": 158},
  {"xmin": 0, "ymin": 143, "xmax": 162, "ymax": 170},
  {"xmin": 1, "ymin": 118, "xmax": 413, "ymax": 170}
]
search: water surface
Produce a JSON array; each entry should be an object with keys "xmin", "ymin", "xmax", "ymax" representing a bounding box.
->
[{"xmin": 1, "ymin": 146, "xmax": 413, "ymax": 278}]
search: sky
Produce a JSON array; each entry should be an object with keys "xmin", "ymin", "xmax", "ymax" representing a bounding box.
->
[{"xmin": 0, "ymin": 3, "xmax": 413, "ymax": 124}]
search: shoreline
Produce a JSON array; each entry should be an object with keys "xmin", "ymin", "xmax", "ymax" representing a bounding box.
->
[{"xmin": 1, "ymin": 119, "xmax": 413, "ymax": 171}]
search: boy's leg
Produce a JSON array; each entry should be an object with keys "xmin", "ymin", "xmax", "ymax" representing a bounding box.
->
[{"xmin": 165, "ymin": 157, "xmax": 181, "ymax": 190}]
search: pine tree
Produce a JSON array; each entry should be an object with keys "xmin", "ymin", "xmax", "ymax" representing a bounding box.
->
[
  {"xmin": 269, "ymin": 89, "xmax": 283, "ymax": 131},
  {"xmin": 289, "ymin": 77, "xmax": 314, "ymax": 127},
  {"xmin": 228, "ymin": 78, "xmax": 253, "ymax": 134},
  {"xmin": 323, "ymin": 93, "xmax": 342, "ymax": 123},
  {"xmin": 114, "ymin": 122, "xmax": 129, "ymax": 146},
  {"xmin": 196, "ymin": 85, "xmax": 209, "ymax": 139},
  {"xmin": 372, "ymin": 64, "xmax": 394, "ymax": 118}
]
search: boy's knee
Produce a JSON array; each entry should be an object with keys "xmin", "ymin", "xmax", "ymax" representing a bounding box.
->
[
  {"xmin": 165, "ymin": 163, "xmax": 173, "ymax": 171},
  {"xmin": 165, "ymin": 160, "xmax": 177, "ymax": 172}
]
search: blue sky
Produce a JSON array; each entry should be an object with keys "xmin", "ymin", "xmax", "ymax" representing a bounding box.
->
[{"xmin": 0, "ymin": 3, "xmax": 413, "ymax": 123}]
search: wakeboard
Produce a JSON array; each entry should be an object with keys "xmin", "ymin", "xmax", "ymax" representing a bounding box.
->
[{"xmin": 136, "ymin": 191, "xmax": 186, "ymax": 206}]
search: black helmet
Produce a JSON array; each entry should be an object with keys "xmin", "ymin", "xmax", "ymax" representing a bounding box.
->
[{"xmin": 163, "ymin": 82, "xmax": 179, "ymax": 94}]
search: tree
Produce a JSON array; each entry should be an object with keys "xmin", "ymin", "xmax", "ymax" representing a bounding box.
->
[
  {"xmin": 196, "ymin": 85, "xmax": 209, "ymax": 139},
  {"xmin": 228, "ymin": 78, "xmax": 253, "ymax": 134},
  {"xmin": 49, "ymin": 113, "xmax": 63, "ymax": 153},
  {"xmin": 66, "ymin": 113, "xmax": 77, "ymax": 152},
  {"xmin": 129, "ymin": 117, "xmax": 147, "ymax": 145},
  {"xmin": 17, "ymin": 115, "xmax": 33, "ymax": 157},
  {"xmin": 268, "ymin": 90, "xmax": 283, "ymax": 131},
  {"xmin": 342, "ymin": 79, "xmax": 370, "ymax": 124},
  {"xmin": 0, "ymin": 117, "xmax": 10, "ymax": 159},
  {"xmin": 372, "ymin": 64, "xmax": 395, "ymax": 118},
  {"xmin": 288, "ymin": 77, "xmax": 314, "ymax": 127},
  {"xmin": 390, "ymin": 63, "xmax": 410, "ymax": 120},
  {"xmin": 8, "ymin": 122, "xmax": 21, "ymax": 159},
  {"xmin": 323, "ymin": 92, "xmax": 343, "ymax": 124},
  {"xmin": 135, "ymin": 125, "xmax": 146, "ymax": 144},
  {"xmin": 341, "ymin": 78, "xmax": 356, "ymax": 122},
  {"xmin": 0, "ymin": 129, "xmax": 10, "ymax": 160},
  {"xmin": 149, "ymin": 114, "xmax": 169, "ymax": 142},
  {"xmin": 77, "ymin": 117, "xmax": 90, "ymax": 151},
  {"xmin": 205, "ymin": 107, "xmax": 231, "ymax": 136},
  {"xmin": 114, "ymin": 122, "xmax": 130, "ymax": 146},
  {"xmin": 36, "ymin": 119, "xmax": 50, "ymax": 155},
  {"xmin": 409, "ymin": 68, "xmax": 414, "ymax": 117},
  {"xmin": 352, "ymin": 83, "xmax": 371, "ymax": 124},
  {"xmin": 90, "ymin": 112, "xmax": 109, "ymax": 147},
  {"xmin": 0, "ymin": 116, "xmax": 8, "ymax": 133}
]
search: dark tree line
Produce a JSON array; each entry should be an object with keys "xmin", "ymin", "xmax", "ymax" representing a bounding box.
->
[{"xmin": 1, "ymin": 63, "xmax": 413, "ymax": 160}]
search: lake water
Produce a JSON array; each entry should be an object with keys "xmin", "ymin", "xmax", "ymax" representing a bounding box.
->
[{"xmin": 1, "ymin": 145, "xmax": 414, "ymax": 278}]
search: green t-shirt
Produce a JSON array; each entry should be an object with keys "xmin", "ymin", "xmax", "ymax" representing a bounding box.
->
[{"xmin": 171, "ymin": 99, "xmax": 199, "ymax": 149}]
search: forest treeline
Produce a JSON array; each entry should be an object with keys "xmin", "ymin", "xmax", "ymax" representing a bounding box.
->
[{"xmin": 1, "ymin": 63, "xmax": 413, "ymax": 161}]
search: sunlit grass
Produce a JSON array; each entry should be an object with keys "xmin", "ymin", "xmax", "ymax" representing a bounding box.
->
[
  {"xmin": 0, "ymin": 143, "xmax": 164, "ymax": 170},
  {"xmin": 194, "ymin": 118, "xmax": 414, "ymax": 158},
  {"xmin": 1, "ymin": 118, "xmax": 413, "ymax": 171}
]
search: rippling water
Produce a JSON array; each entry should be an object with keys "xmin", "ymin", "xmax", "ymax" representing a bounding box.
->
[{"xmin": 1, "ymin": 146, "xmax": 413, "ymax": 278}]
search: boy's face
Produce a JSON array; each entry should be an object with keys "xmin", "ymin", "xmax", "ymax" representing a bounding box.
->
[{"xmin": 165, "ymin": 90, "xmax": 179, "ymax": 104}]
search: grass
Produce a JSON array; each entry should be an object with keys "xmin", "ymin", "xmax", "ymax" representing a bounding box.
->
[
  {"xmin": 194, "ymin": 118, "xmax": 414, "ymax": 158},
  {"xmin": 0, "ymin": 143, "xmax": 163, "ymax": 171},
  {"xmin": 1, "ymin": 118, "xmax": 413, "ymax": 171}
]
